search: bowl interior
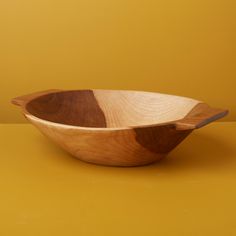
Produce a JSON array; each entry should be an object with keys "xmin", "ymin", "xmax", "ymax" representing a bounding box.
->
[{"xmin": 26, "ymin": 90, "xmax": 199, "ymax": 128}]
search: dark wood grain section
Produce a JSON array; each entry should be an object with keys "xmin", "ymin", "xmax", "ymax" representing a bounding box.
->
[
  {"xmin": 26, "ymin": 90, "xmax": 107, "ymax": 128},
  {"xmin": 134, "ymin": 125, "xmax": 192, "ymax": 154}
]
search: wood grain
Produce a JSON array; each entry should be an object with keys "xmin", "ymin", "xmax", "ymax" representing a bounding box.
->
[
  {"xmin": 93, "ymin": 90, "xmax": 199, "ymax": 128},
  {"xmin": 134, "ymin": 125, "xmax": 192, "ymax": 154},
  {"xmin": 175, "ymin": 103, "xmax": 229, "ymax": 130},
  {"xmin": 11, "ymin": 89, "xmax": 228, "ymax": 166},
  {"xmin": 26, "ymin": 90, "xmax": 107, "ymax": 128}
]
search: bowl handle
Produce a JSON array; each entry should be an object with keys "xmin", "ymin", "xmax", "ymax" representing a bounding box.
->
[
  {"xmin": 175, "ymin": 103, "xmax": 228, "ymax": 130},
  {"xmin": 11, "ymin": 89, "xmax": 61, "ymax": 107}
]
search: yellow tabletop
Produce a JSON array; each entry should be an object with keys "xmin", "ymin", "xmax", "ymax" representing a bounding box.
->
[{"xmin": 0, "ymin": 122, "xmax": 236, "ymax": 235}]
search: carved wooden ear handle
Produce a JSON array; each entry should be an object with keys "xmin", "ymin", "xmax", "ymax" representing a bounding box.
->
[
  {"xmin": 11, "ymin": 89, "xmax": 61, "ymax": 106},
  {"xmin": 175, "ymin": 103, "xmax": 229, "ymax": 130}
]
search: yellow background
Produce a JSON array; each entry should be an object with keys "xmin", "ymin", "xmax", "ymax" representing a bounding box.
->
[
  {"xmin": 1, "ymin": 122, "xmax": 236, "ymax": 235},
  {"xmin": 1, "ymin": 0, "xmax": 235, "ymax": 123}
]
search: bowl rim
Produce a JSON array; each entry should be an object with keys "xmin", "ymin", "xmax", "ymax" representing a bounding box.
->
[
  {"xmin": 12, "ymin": 89, "xmax": 228, "ymax": 131},
  {"xmin": 23, "ymin": 89, "xmax": 201, "ymax": 131},
  {"xmin": 25, "ymin": 112, "xmax": 181, "ymax": 131}
]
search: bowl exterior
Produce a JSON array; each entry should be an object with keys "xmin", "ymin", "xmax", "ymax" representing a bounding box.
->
[{"xmin": 26, "ymin": 115, "xmax": 192, "ymax": 167}]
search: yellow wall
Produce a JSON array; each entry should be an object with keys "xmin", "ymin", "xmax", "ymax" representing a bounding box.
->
[{"xmin": 1, "ymin": 0, "xmax": 235, "ymax": 123}]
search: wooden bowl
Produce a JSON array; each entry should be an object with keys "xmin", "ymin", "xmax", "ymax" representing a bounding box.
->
[{"xmin": 12, "ymin": 89, "xmax": 228, "ymax": 166}]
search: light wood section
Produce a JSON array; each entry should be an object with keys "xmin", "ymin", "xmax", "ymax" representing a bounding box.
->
[
  {"xmin": 93, "ymin": 90, "xmax": 200, "ymax": 127},
  {"xmin": 26, "ymin": 115, "xmax": 165, "ymax": 166}
]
